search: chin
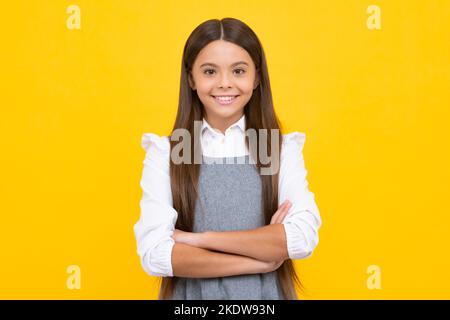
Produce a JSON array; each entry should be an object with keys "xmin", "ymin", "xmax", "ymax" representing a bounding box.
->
[{"xmin": 210, "ymin": 105, "xmax": 242, "ymax": 117}]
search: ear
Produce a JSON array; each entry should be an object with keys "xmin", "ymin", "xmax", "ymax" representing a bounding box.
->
[
  {"xmin": 188, "ymin": 72, "xmax": 196, "ymax": 90},
  {"xmin": 253, "ymin": 69, "xmax": 260, "ymax": 90}
]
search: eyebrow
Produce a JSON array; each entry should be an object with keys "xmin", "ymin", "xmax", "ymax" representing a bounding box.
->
[{"xmin": 199, "ymin": 61, "xmax": 249, "ymax": 68}]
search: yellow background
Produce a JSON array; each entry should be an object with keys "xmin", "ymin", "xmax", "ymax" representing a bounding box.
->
[{"xmin": 1, "ymin": 0, "xmax": 449, "ymax": 299}]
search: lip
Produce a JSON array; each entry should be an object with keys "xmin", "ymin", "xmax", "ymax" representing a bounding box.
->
[{"xmin": 211, "ymin": 95, "xmax": 239, "ymax": 106}]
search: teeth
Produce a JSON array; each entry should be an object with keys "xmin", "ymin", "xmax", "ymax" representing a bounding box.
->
[{"xmin": 214, "ymin": 96, "xmax": 236, "ymax": 101}]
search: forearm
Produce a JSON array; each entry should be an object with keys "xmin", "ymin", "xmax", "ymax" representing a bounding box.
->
[
  {"xmin": 171, "ymin": 242, "xmax": 268, "ymax": 278},
  {"xmin": 199, "ymin": 224, "xmax": 289, "ymax": 263}
]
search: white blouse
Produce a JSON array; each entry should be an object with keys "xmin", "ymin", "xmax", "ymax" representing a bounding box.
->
[{"xmin": 133, "ymin": 114, "xmax": 322, "ymax": 277}]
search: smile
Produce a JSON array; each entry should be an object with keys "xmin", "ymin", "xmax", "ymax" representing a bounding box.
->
[{"xmin": 211, "ymin": 95, "xmax": 239, "ymax": 105}]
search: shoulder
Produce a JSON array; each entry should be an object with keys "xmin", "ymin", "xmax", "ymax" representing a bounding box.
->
[
  {"xmin": 282, "ymin": 131, "xmax": 306, "ymax": 152},
  {"xmin": 141, "ymin": 132, "xmax": 170, "ymax": 154},
  {"xmin": 140, "ymin": 133, "xmax": 171, "ymax": 172},
  {"xmin": 280, "ymin": 131, "xmax": 307, "ymax": 167},
  {"xmin": 279, "ymin": 132, "xmax": 308, "ymax": 176}
]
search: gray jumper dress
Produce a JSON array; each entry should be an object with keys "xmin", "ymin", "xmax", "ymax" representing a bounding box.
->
[{"xmin": 170, "ymin": 154, "xmax": 285, "ymax": 300}]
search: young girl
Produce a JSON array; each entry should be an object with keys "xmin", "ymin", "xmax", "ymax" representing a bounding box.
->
[{"xmin": 133, "ymin": 17, "xmax": 322, "ymax": 300}]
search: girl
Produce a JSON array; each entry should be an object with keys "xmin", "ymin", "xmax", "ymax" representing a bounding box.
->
[{"xmin": 133, "ymin": 17, "xmax": 322, "ymax": 300}]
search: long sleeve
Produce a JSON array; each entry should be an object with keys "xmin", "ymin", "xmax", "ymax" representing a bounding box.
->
[
  {"xmin": 279, "ymin": 132, "xmax": 322, "ymax": 260},
  {"xmin": 133, "ymin": 133, "xmax": 178, "ymax": 277}
]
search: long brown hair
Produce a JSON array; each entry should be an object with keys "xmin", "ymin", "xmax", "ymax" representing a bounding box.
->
[{"xmin": 158, "ymin": 17, "xmax": 305, "ymax": 300}]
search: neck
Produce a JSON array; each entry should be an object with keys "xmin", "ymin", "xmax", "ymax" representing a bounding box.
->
[{"xmin": 205, "ymin": 112, "xmax": 244, "ymax": 135}]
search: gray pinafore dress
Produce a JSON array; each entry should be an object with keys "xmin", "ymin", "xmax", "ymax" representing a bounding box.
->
[{"xmin": 170, "ymin": 154, "xmax": 285, "ymax": 300}]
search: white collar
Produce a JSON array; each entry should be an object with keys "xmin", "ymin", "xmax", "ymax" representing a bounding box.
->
[{"xmin": 201, "ymin": 114, "xmax": 246, "ymax": 136}]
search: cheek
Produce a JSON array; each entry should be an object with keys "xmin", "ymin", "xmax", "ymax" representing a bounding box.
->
[
  {"xmin": 194, "ymin": 78, "xmax": 215, "ymax": 94},
  {"xmin": 236, "ymin": 78, "xmax": 256, "ymax": 93}
]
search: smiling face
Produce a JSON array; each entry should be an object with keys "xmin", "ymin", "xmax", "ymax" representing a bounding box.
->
[{"xmin": 188, "ymin": 40, "xmax": 260, "ymax": 133}]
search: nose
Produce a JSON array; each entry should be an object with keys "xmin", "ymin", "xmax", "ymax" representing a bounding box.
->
[{"xmin": 218, "ymin": 72, "xmax": 232, "ymax": 88}]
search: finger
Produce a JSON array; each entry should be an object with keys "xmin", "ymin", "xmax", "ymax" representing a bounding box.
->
[
  {"xmin": 172, "ymin": 229, "xmax": 181, "ymax": 240},
  {"xmin": 279, "ymin": 200, "xmax": 289, "ymax": 209},
  {"xmin": 279, "ymin": 203, "xmax": 292, "ymax": 223},
  {"xmin": 270, "ymin": 204, "xmax": 284, "ymax": 224},
  {"xmin": 271, "ymin": 201, "xmax": 290, "ymax": 224},
  {"xmin": 270, "ymin": 212, "xmax": 281, "ymax": 224},
  {"xmin": 271, "ymin": 200, "xmax": 291, "ymax": 224},
  {"xmin": 283, "ymin": 201, "xmax": 292, "ymax": 212},
  {"xmin": 276, "ymin": 202, "xmax": 292, "ymax": 223},
  {"xmin": 271, "ymin": 202, "xmax": 287, "ymax": 223},
  {"xmin": 281, "ymin": 201, "xmax": 292, "ymax": 216}
]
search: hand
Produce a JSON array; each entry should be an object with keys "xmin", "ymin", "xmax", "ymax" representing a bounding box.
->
[
  {"xmin": 270, "ymin": 200, "xmax": 292, "ymax": 224},
  {"xmin": 171, "ymin": 229, "xmax": 201, "ymax": 247},
  {"xmin": 263, "ymin": 200, "xmax": 292, "ymax": 272}
]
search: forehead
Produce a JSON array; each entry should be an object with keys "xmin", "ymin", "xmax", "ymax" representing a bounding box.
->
[{"xmin": 194, "ymin": 40, "xmax": 254, "ymax": 68}]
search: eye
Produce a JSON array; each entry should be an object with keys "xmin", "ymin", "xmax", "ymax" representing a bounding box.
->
[
  {"xmin": 203, "ymin": 69, "xmax": 215, "ymax": 75},
  {"xmin": 203, "ymin": 68, "xmax": 246, "ymax": 76}
]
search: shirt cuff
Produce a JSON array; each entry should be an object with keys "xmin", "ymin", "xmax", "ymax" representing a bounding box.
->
[
  {"xmin": 282, "ymin": 214, "xmax": 319, "ymax": 260},
  {"xmin": 142, "ymin": 237, "xmax": 175, "ymax": 277}
]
